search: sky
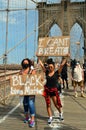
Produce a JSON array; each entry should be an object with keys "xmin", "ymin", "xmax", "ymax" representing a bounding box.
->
[{"xmin": 0, "ymin": 0, "xmax": 85, "ymax": 64}]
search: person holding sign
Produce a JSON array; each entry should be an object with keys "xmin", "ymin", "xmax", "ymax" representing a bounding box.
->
[
  {"xmin": 20, "ymin": 58, "xmax": 35, "ymax": 128},
  {"xmin": 38, "ymin": 57, "xmax": 67, "ymax": 124}
]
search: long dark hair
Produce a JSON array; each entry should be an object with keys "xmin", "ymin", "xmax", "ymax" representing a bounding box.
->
[{"xmin": 21, "ymin": 58, "xmax": 31, "ymax": 68}]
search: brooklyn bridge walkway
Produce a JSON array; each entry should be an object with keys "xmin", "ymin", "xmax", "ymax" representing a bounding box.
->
[{"xmin": 0, "ymin": 86, "xmax": 86, "ymax": 130}]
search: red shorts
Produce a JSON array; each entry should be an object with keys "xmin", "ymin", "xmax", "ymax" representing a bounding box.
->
[{"xmin": 42, "ymin": 86, "xmax": 62, "ymax": 108}]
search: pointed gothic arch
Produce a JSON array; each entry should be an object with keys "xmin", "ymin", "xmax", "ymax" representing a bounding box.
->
[
  {"xmin": 70, "ymin": 22, "xmax": 84, "ymax": 61},
  {"xmin": 49, "ymin": 23, "xmax": 62, "ymax": 37}
]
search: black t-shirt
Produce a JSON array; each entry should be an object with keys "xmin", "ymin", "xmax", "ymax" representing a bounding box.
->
[
  {"xmin": 61, "ymin": 64, "xmax": 67, "ymax": 75},
  {"xmin": 45, "ymin": 70, "xmax": 59, "ymax": 88}
]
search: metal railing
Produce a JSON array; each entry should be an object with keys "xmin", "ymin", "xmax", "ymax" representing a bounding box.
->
[{"xmin": 0, "ymin": 70, "xmax": 19, "ymax": 105}]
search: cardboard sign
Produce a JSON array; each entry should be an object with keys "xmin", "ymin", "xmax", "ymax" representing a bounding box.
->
[
  {"xmin": 37, "ymin": 36, "xmax": 70, "ymax": 56},
  {"xmin": 10, "ymin": 73, "xmax": 45, "ymax": 96}
]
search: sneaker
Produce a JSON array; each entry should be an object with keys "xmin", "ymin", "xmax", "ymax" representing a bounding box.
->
[
  {"xmin": 48, "ymin": 118, "xmax": 52, "ymax": 124},
  {"xmin": 81, "ymin": 93, "xmax": 86, "ymax": 98},
  {"xmin": 57, "ymin": 114, "xmax": 64, "ymax": 121},
  {"xmin": 74, "ymin": 92, "xmax": 78, "ymax": 98},
  {"xmin": 29, "ymin": 120, "xmax": 35, "ymax": 127},
  {"xmin": 59, "ymin": 93, "xmax": 63, "ymax": 97},
  {"xmin": 24, "ymin": 117, "xmax": 30, "ymax": 123}
]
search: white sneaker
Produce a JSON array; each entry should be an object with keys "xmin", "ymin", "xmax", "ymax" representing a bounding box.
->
[
  {"xmin": 74, "ymin": 92, "xmax": 78, "ymax": 98},
  {"xmin": 48, "ymin": 118, "xmax": 52, "ymax": 124},
  {"xmin": 81, "ymin": 93, "xmax": 86, "ymax": 98},
  {"xmin": 57, "ymin": 114, "xmax": 64, "ymax": 121}
]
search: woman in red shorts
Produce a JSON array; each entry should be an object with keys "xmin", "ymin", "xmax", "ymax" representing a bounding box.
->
[{"xmin": 38, "ymin": 58, "xmax": 67, "ymax": 124}]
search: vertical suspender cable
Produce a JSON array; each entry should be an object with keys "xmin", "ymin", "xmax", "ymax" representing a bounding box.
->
[
  {"xmin": 41, "ymin": 0, "xmax": 44, "ymax": 37},
  {"xmin": 4, "ymin": 0, "xmax": 9, "ymax": 64},
  {"xmin": 34, "ymin": 3, "xmax": 38, "ymax": 130},
  {"xmin": 66, "ymin": 0, "xmax": 70, "ymax": 62},
  {"xmin": 61, "ymin": 0, "xmax": 64, "ymax": 35},
  {"xmin": 80, "ymin": 1, "xmax": 83, "ymax": 61},
  {"xmin": 67, "ymin": 0, "xmax": 70, "ymax": 35},
  {"xmin": 84, "ymin": 0, "xmax": 86, "ymax": 61},
  {"xmin": 25, "ymin": 0, "xmax": 28, "ymax": 58},
  {"xmin": 3, "ymin": 0, "xmax": 9, "ymax": 105},
  {"xmin": 34, "ymin": 8, "xmax": 37, "ymax": 61}
]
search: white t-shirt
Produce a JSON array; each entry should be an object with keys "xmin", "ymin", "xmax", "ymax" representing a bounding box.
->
[{"xmin": 73, "ymin": 65, "xmax": 83, "ymax": 82}]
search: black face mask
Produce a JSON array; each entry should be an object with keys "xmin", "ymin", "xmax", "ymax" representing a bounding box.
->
[{"xmin": 22, "ymin": 64, "xmax": 29, "ymax": 69}]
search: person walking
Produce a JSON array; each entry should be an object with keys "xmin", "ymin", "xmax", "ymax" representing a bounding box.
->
[
  {"xmin": 38, "ymin": 57, "xmax": 67, "ymax": 124},
  {"xmin": 20, "ymin": 58, "xmax": 35, "ymax": 127},
  {"xmin": 72, "ymin": 62, "xmax": 85, "ymax": 98},
  {"xmin": 61, "ymin": 58, "xmax": 70, "ymax": 89}
]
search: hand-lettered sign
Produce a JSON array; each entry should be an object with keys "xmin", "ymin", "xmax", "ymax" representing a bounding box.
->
[
  {"xmin": 10, "ymin": 73, "xmax": 45, "ymax": 95},
  {"xmin": 37, "ymin": 36, "xmax": 70, "ymax": 56}
]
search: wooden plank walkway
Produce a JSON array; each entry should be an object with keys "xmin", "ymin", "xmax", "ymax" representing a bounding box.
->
[{"xmin": 0, "ymin": 86, "xmax": 86, "ymax": 130}]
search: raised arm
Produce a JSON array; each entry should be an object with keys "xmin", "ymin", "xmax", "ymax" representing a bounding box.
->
[
  {"xmin": 66, "ymin": 62, "xmax": 70, "ymax": 67},
  {"xmin": 37, "ymin": 57, "xmax": 46, "ymax": 72},
  {"xmin": 58, "ymin": 53, "xmax": 70, "ymax": 74},
  {"xmin": 58, "ymin": 58, "xmax": 67, "ymax": 74}
]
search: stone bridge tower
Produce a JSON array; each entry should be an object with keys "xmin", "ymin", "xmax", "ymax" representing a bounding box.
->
[{"xmin": 37, "ymin": 0, "xmax": 86, "ymax": 60}]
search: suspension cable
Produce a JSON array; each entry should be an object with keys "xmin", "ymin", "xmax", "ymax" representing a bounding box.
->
[
  {"xmin": 33, "ymin": 0, "xmax": 37, "ymax": 61},
  {"xmin": 25, "ymin": 0, "xmax": 28, "ymax": 58},
  {"xmin": 0, "ymin": 13, "xmax": 55, "ymax": 60},
  {"xmin": 30, "ymin": 0, "xmax": 38, "ymax": 4}
]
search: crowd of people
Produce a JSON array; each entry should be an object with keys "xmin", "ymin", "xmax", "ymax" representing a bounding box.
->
[{"xmin": 19, "ymin": 57, "xmax": 86, "ymax": 128}]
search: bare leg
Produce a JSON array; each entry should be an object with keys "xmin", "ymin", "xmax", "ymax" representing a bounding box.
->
[
  {"xmin": 51, "ymin": 96, "xmax": 61, "ymax": 113},
  {"xmin": 80, "ymin": 84, "xmax": 85, "ymax": 97},
  {"xmin": 25, "ymin": 113, "xmax": 29, "ymax": 119},
  {"xmin": 45, "ymin": 96, "xmax": 53, "ymax": 124},
  {"xmin": 47, "ymin": 104, "xmax": 52, "ymax": 117},
  {"xmin": 45, "ymin": 96, "xmax": 52, "ymax": 117},
  {"xmin": 31, "ymin": 116, "xmax": 35, "ymax": 121},
  {"xmin": 51, "ymin": 96, "xmax": 63, "ymax": 120}
]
